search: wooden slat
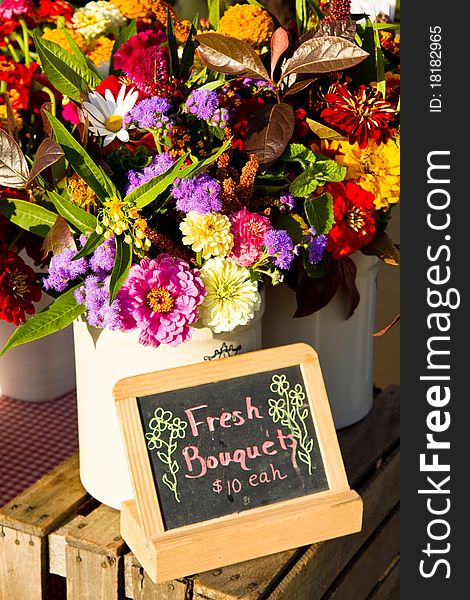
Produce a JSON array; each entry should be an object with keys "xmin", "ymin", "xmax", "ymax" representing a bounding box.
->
[
  {"xmin": 0, "ymin": 528, "xmax": 45, "ymax": 600},
  {"xmin": 0, "ymin": 454, "xmax": 87, "ymax": 537},
  {"xmin": 65, "ymin": 505, "xmax": 126, "ymax": 556},
  {"xmin": 324, "ymin": 508, "xmax": 400, "ymax": 600},
  {"xmin": 192, "ymin": 388, "xmax": 399, "ymax": 600},
  {"xmin": 49, "ymin": 515, "xmax": 86, "ymax": 577},
  {"xmin": 262, "ymin": 448, "xmax": 399, "ymax": 600},
  {"xmin": 65, "ymin": 546, "xmax": 123, "ymax": 600},
  {"xmin": 129, "ymin": 558, "xmax": 188, "ymax": 600},
  {"xmin": 368, "ymin": 559, "xmax": 400, "ymax": 600}
]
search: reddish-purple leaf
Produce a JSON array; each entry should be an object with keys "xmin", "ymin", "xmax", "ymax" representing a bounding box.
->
[
  {"xmin": 337, "ymin": 256, "xmax": 360, "ymax": 319},
  {"xmin": 361, "ymin": 229, "xmax": 400, "ymax": 266},
  {"xmin": 27, "ymin": 138, "xmax": 64, "ymax": 187},
  {"xmin": 284, "ymin": 77, "xmax": 318, "ymax": 97},
  {"xmin": 41, "ymin": 216, "xmax": 76, "ymax": 259},
  {"xmin": 294, "ymin": 259, "xmax": 341, "ymax": 318},
  {"xmin": 4, "ymin": 95, "xmax": 19, "ymax": 143},
  {"xmin": 245, "ymin": 103, "xmax": 295, "ymax": 168},
  {"xmin": 271, "ymin": 27, "xmax": 290, "ymax": 78}
]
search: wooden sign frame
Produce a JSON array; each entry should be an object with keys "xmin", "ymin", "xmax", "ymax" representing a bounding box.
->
[{"xmin": 114, "ymin": 343, "xmax": 363, "ymax": 583}]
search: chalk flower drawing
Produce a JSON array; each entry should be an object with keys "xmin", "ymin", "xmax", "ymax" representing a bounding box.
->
[
  {"xmin": 268, "ymin": 374, "xmax": 315, "ymax": 475},
  {"xmin": 145, "ymin": 408, "xmax": 188, "ymax": 502}
]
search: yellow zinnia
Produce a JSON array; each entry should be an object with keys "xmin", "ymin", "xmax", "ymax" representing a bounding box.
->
[
  {"xmin": 42, "ymin": 28, "xmax": 87, "ymax": 53},
  {"xmin": 86, "ymin": 36, "xmax": 114, "ymax": 66},
  {"xmin": 336, "ymin": 139, "xmax": 400, "ymax": 210},
  {"xmin": 180, "ymin": 212, "xmax": 233, "ymax": 259},
  {"xmin": 219, "ymin": 4, "xmax": 275, "ymax": 49},
  {"xmin": 111, "ymin": 0, "xmax": 153, "ymax": 19}
]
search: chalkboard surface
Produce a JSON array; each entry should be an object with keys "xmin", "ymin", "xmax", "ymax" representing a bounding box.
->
[{"xmin": 137, "ymin": 365, "xmax": 328, "ymax": 530}]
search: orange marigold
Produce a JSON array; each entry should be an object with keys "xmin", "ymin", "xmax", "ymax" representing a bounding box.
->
[
  {"xmin": 86, "ymin": 36, "xmax": 114, "ymax": 66},
  {"xmin": 219, "ymin": 4, "xmax": 274, "ymax": 49},
  {"xmin": 150, "ymin": 0, "xmax": 191, "ymax": 43},
  {"xmin": 111, "ymin": 0, "xmax": 153, "ymax": 19},
  {"xmin": 42, "ymin": 27, "xmax": 87, "ymax": 53}
]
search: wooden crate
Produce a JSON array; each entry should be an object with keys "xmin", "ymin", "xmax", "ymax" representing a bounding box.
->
[{"xmin": 0, "ymin": 386, "xmax": 399, "ymax": 600}]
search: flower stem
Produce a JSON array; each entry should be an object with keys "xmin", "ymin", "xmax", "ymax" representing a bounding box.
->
[
  {"xmin": 39, "ymin": 86, "xmax": 57, "ymax": 117},
  {"xmin": 4, "ymin": 39, "xmax": 20, "ymax": 62},
  {"xmin": 18, "ymin": 18, "xmax": 31, "ymax": 66}
]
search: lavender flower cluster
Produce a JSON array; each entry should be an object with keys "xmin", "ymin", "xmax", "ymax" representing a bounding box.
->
[
  {"xmin": 183, "ymin": 89, "xmax": 229, "ymax": 129},
  {"xmin": 43, "ymin": 238, "xmax": 121, "ymax": 330},
  {"xmin": 126, "ymin": 152, "xmax": 175, "ymax": 194},
  {"xmin": 125, "ymin": 97, "xmax": 173, "ymax": 133},
  {"xmin": 172, "ymin": 173, "xmax": 222, "ymax": 214},
  {"xmin": 263, "ymin": 229, "xmax": 294, "ymax": 270}
]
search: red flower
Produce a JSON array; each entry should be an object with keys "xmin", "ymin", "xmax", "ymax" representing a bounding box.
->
[
  {"xmin": 0, "ymin": 57, "xmax": 38, "ymax": 110},
  {"xmin": 35, "ymin": 0, "xmax": 74, "ymax": 23},
  {"xmin": 232, "ymin": 97, "xmax": 265, "ymax": 152},
  {"xmin": 0, "ymin": 20, "xmax": 19, "ymax": 45},
  {"xmin": 0, "ymin": 250, "xmax": 41, "ymax": 325},
  {"xmin": 326, "ymin": 182, "xmax": 376, "ymax": 258},
  {"xmin": 321, "ymin": 83, "xmax": 395, "ymax": 149}
]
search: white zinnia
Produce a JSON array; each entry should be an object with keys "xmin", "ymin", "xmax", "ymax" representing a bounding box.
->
[
  {"xmin": 84, "ymin": 85, "xmax": 138, "ymax": 146},
  {"xmin": 199, "ymin": 258, "xmax": 261, "ymax": 334},
  {"xmin": 72, "ymin": 1, "xmax": 125, "ymax": 39}
]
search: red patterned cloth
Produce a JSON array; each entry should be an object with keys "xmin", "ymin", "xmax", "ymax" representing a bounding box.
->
[{"xmin": 0, "ymin": 390, "xmax": 78, "ymax": 507}]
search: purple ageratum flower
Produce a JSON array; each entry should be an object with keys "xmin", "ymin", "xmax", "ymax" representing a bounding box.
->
[
  {"xmin": 263, "ymin": 229, "xmax": 294, "ymax": 270},
  {"xmin": 308, "ymin": 234, "xmax": 328, "ymax": 264},
  {"xmin": 43, "ymin": 249, "xmax": 88, "ymax": 292},
  {"xmin": 279, "ymin": 192, "xmax": 296, "ymax": 213},
  {"xmin": 126, "ymin": 152, "xmax": 175, "ymax": 194},
  {"xmin": 117, "ymin": 254, "xmax": 207, "ymax": 348},
  {"xmin": 75, "ymin": 276, "xmax": 122, "ymax": 330},
  {"xmin": 208, "ymin": 107, "xmax": 230, "ymax": 129},
  {"xmin": 125, "ymin": 96, "xmax": 173, "ymax": 131},
  {"xmin": 172, "ymin": 174, "xmax": 222, "ymax": 214},
  {"xmin": 184, "ymin": 88, "xmax": 219, "ymax": 121},
  {"xmin": 90, "ymin": 237, "xmax": 116, "ymax": 277}
]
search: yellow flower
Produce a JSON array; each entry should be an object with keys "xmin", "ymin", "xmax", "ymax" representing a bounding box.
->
[
  {"xmin": 42, "ymin": 28, "xmax": 87, "ymax": 53},
  {"xmin": 219, "ymin": 4, "xmax": 275, "ymax": 49},
  {"xmin": 0, "ymin": 105, "xmax": 23, "ymax": 131},
  {"xmin": 86, "ymin": 36, "xmax": 114, "ymax": 66},
  {"xmin": 336, "ymin": 139, "xmax": 400, "ymax": 210},
  {"xmin": 180, "ymin": 212, "xmax": 233, "ymax": 259},
  {"xmin": 111, "ymin": 0, "xmax": 153, "ymax": 19}
]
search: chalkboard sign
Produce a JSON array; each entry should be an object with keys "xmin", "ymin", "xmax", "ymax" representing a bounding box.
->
[
  {"xmin": 137, "ymin": 365, "xmax": 328, "ymax": 529},
  {"xmin": 114, "ymin": 344, "xmax": 362, "ymax": 583}
]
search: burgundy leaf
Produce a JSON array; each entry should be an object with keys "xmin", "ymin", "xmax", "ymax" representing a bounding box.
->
[
  {"xmin": 374, "ymin": 315, "xmax": 400, "ymax": 337},
  {"xmin": 4, "ymin": 95, "xmax": 19, "ymax": 143},
  {"xmin": 245, "ymin": 103, "xmax": 295, "ymax": 168},
  {"xmin": 284, "ymin": 77, "xmax": 318, "ymax": 97},
  {"xmin": 195, "ymin": 33, "xmax": 270, "ymax": 81},
  {"xmin": 361, "ymin": 229, "xmax": 400, "ymax": 266},
  {"xmin": 312, "ymin": 20, "xmax": 357, "ymax": 42},
  {"xmin": 40, "ymin": 102, "xmax": 54, "ymax": 138},
  {"xmin": 337, "ymin": 256, "xmax": 360, "ymax": 319},
  {"xmin": 281, "ymin": 36, "xmax": 369, "ymax": 80},
  {"xmin": 294, "ymin": 259, "xmax": 341, "ymax": 318},
  {"xmin": 27, "ymin": 138, "xmax": 65, "ymax": 187},
  {"xmin": 0, "ymin": 129, "xmax": 29, "ymax": 189},
  {"xmin": 41, "ymin": 216, "xmax": 76, "ymax": 259},
  {"xmin": 271, "ymin": 27, "xmax": 290, "ymax": 78}
]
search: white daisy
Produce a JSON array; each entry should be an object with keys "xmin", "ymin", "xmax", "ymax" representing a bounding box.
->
[{"xmin": 83, "ymin": 85, "xmax": 138, "ymax": 146}]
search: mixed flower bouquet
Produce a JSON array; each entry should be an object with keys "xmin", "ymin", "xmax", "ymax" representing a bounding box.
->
[{"xmin": 0, "ymin": 0, "xmax": 400, "ymax": 354}]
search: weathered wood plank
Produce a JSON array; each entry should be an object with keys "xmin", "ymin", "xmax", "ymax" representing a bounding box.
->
[
  {"xmin": 193, "ymin": 388, "xmax": 399, "ymax": 600},
  {"xmin": 65, "ymin": 505, "xmax": 126, "ymax": 556},
  {"xmin": 49, "ymin": 515, "xmax": 86, "ymax": 577},
  {"xmin": 65, "ymin": 546, "xmax": 123, "ymax": 600},
  {"xmin": 324, "ymin": 509, "xmax": 400, "ymax": 600},
  {"xmin": 130, "ymin": 558, "xmax": 188, "ymax": 600},
  {"xmin": 0, "ymin": 454, "xmax": 87, "ymax": 537},
  {"xmin": 0, "ymin": 528, "xmax": 45, "ymax": 600},
  {"xmin": 264, "ymin": 448, "xmax": 399, "ymax": 600},
  {"xmin": 368, "ymin": 559, "xmax": 400, "ymax": 600}
]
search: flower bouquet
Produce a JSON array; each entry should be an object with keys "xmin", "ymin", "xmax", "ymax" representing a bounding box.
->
[{"xmin": 0, "ymin": 0, "xmax": 400, "ymax": 357}]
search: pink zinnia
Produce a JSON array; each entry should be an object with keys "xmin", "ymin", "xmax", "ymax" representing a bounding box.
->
[
  {"xmin": 62, "ymin": 101, "xmax": 80, "ymax": 126},
  {"xmin": 0, "ymin": 0, "xmax": 34, "ymax": 20},
  {"xmin": 229, "ymin": 208, "xmax": 272, "ymax": 267},
  {"xmin": 113, "ymin": 30, "xmax": 169, "ymax": 98},
  {"xmin": 117, "ymin": 254, "xmax": 206, "ymax": 348}
]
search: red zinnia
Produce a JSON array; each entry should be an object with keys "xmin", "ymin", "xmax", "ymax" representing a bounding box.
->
[
  {"xmin": 0, "ymin": 250, "xmax": 41, "ymax": 325},
  {"xmin": 35, "ymin": 0, "xmax": 75, "ymax": 23},
  {"xmin": 326, "ymin": 182, "xmax": 376, "ymax": 259},
  {"xmin": 321, "ymin": 83, "xmax": 395, "ymax": 149},
  {"xmin": 0, "ymin": 57, "xmax": 38, "ymax": 110}
]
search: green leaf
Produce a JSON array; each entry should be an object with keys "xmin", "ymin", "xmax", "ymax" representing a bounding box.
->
[
  {"xmin": 166, "ymin": 9, "xmax": 180, "ymax": 79},
  {"xmin": 0, "ymin": 129, "xmax": 29, "ymax": 188},
  {"xmin": 180, "ymin": 16, "xmax": 198, "ymax": 80},
  {"xmin": 45, "ymin": 112, "xmax": 111, "ymax": 199},
  {"xmin": 271, "ymin": 213, "xmax": 308, "ymax": 245},
  {"xmin": 33, "ymin": 31, "xmax": 101, "ymax": 102},
  {"xmin": 306, "ymin": 118, "xmax": 347, "ymax": 141},
  {"xmin": 354, "ymin": 18, "xmax": 376, "ymax": 86},
  {"xmin": 373, "ymin": 21, "xmax": 386, "ymax": 97},
  {"xmin": 208, "ymin": 0, "xmax": 225, "ymax": 28},
  {"xmin": 48, "ymin": 190, "xmax": 97, "ymax": 234},
  {"xmin": 289, "ymin": 168, "xmax": 319, "ymax": 197},
  {"xmin": 304, "ymin": 193, "xmax": 334, "ymax": 235},
  {"xmin": 109, "ymin": 236, "xmax": 132, "ymax": 303},
  {"xmin": 0, "ymin": 198, "xmax": 56, "ymax": 237},
  {"xmin": 311, "ymin": 159, "xmax": 346, "ymax": 183},
  {"xmin": 73, "ymin": 231, "xmax": 104, "ymax": 261},
  {"xmin": 126, "ymin": 153, "xmax": 188, "ymax": 209},
  {"xmin": 185, "ymin": 140, "xmax": 231, "ymax": 177},
  {"xmin": 283, "ymin": 143, "xmax": 317, "ymax": 164},
  {"xmin": 110, "ymin": 20, "xmax": 137, "ymax": 74},
  {"xmin": 1, "ymin": 286, "xmax": 85, "ymax": 356}
]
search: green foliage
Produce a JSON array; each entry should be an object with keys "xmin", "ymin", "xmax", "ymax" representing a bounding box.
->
[
  {"xmin": 0, "ymin": 198, "xmax": 56, "ymax": 237},
  {"xmin": 48, "ymin": 190, "xmax": 98, "ymax": 234},
  {"xmin": 1, "ymin": 286, "xmax": 86, "ymax": 356},
  {"xmin": 109, "ymin": 236, "xmax": 132, "ymax": 303},
  {"xmin": 304, "ymin": 193, "xmax": 334, "ymax": 235},
  {"xmin": 110, "ymin": 20, "xmax": 137, "ymax": 74}
]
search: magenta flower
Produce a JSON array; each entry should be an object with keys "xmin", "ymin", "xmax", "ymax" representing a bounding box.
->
[
  {"xmin": 113, "ymin": 30, "xmax": 169, "ymax": 97},
  {"xmin": 62, "ymin": 101, "xmax": 81, "ymax": 126},
  {"xmin": 117, "ymin": 254, "xmax": 206, "ymax": 348},
  {"xmin": 0, "ymin": 0, "xmax": 34, "ymax": 20},
  {"xmin": 229, "ymin": 208, "xmax": 272, "ymax": 267}
]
